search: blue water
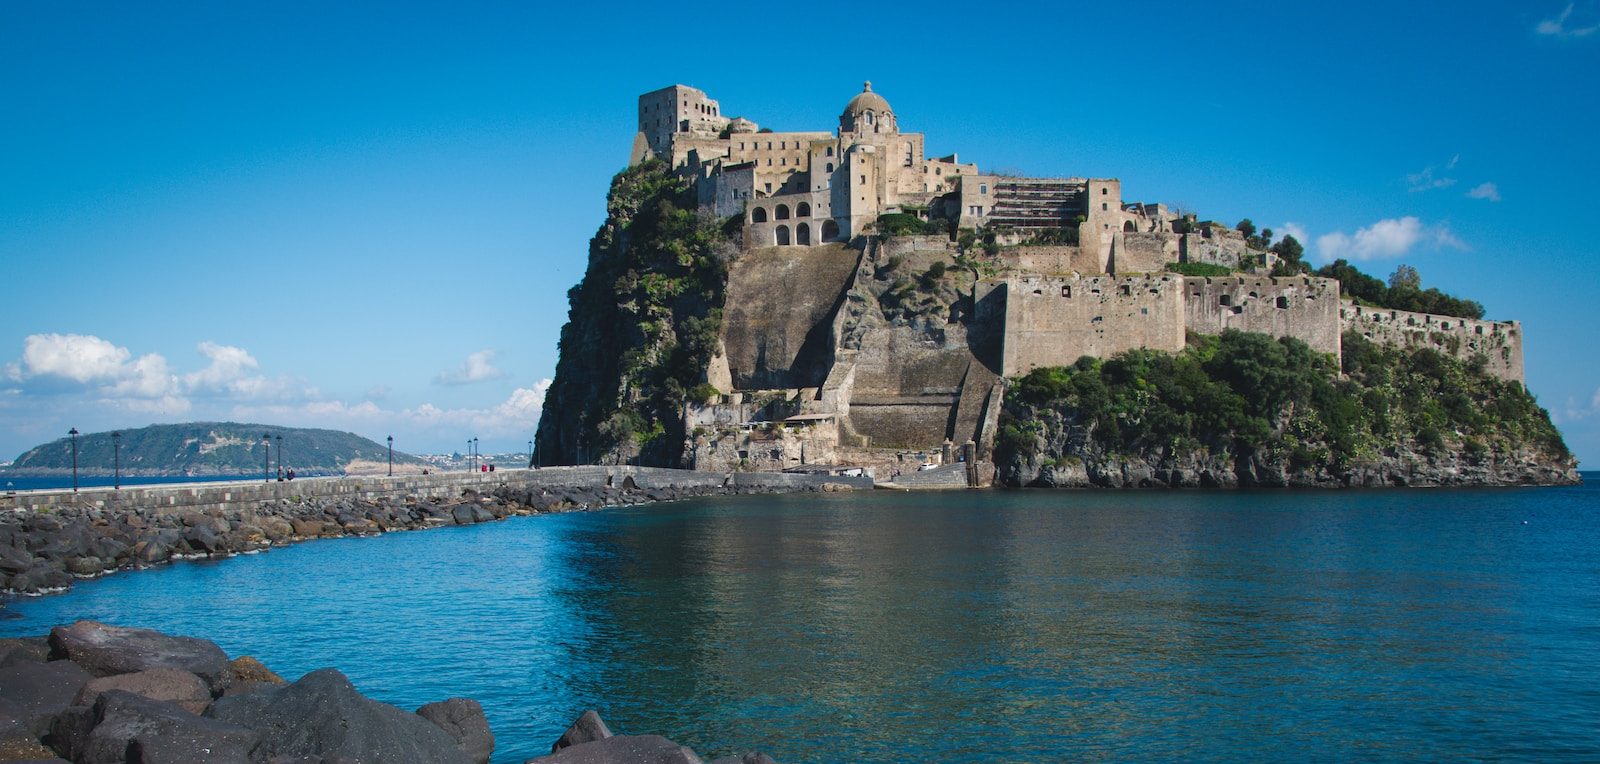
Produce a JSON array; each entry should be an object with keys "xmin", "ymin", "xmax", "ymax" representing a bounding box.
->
[
  {"xmin": 3, "ymin": 480, "xmax": 1598, "ymax": 762},
  {"xmin": 1, "ymin": 474, "xmax": 265, "ymax": 492}
]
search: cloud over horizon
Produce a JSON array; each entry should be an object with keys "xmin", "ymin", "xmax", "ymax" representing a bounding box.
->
[
  {"xmin": 1315, "ymin": 216, "xmax": 1466, "ymax": 262},
  {"xmin": 433, "ymin": 349, "xmax": 509, "ymax": 386}
]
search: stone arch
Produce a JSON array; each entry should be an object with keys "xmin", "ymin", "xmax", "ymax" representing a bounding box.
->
[
  {"xmin": 796, "ymin": 222, "xmax": 811, "ymax": 245},
  {"xmin": 796, "ymin": 202, "xmax": 811, "ymax": 217},
  {"xmin": 1123, "ymin": 220, "xmax": 1137, "ymax": 232},
  {"xmin": 775, "ymin": 204, "xmax": 791, "ymax": 220},
  {"xmin": 751, "ymin": 207, "xmax": 768, "ymax": 223},
  {"xmin": 822, "ymin": 219, "xmax": 840, "ymax": 241},
  {"xmin": 775, "ymin": 224, "xmax": 791, "ymax": 246}
]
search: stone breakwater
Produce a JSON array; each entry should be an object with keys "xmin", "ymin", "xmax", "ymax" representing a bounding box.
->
[
  {"xmin": 1, "ymin": 469, "xmax": 870, "ymax": 598},
  {"xmin": 0, "ymin": 620, "xmax": 773, "ymax": 764}
]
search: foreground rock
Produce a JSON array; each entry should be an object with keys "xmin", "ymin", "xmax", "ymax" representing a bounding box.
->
[
  {"xmin": 2, "ymin": 479, "xmax": 856, "ymax": 597},
  {"xmin": 0, "ymin": 620, "xmax": 489, "ymax": 764},
  {"xmin": 529, "ymin": 711, "xmax": 779, "ymax": 764}
]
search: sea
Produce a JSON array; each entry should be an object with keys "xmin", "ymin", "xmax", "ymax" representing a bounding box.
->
[
  {"xmin": 1, "ymin": 474, "xmax": 267, "ymax": 492},
  {"xmin": 3, "ymin": 478, "xmax": 1597, "ymax": 763}
]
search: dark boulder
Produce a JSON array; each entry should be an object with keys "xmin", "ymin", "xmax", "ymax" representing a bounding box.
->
[
  {"xmin": 551, "ymin": 710, "xmax": 613, "ymax": 752},
  {"xmin": 76, "ymin": 690, "xmax": 256, "ymax": 764},
  {"xmin": 205, "ymin": 668, "xmax": 472, "ymax": 763},
  {"xmin": 48, "ymin": 621, "xmax": 232, "ymax": 695},
  {"xmin": 708, "ymin": 754, "xmax": 779, "ymax": 764},
  {"xmin": 525, "ymin": 735, "xmax": 703, "ymax": 764},
  {"xmin": 0, "ymin": 637, "xmax": 50, "ymax": 667},
  {"xmin": 9, "ymin": 564, "xmax": 72, "ymax": 593},
  {"xmin": 0, "ymin": 543, "xmax": 33, "ymax": 574},
  {"xmin": 416, "ymin": 697, "xmax": 494, "ymax": 764},
  {"xmin": 74, "ymin": 668, "xmax": 213, "ymax": 715},
  {"xmin": 0, "ymin": 658, "xmax": 93, "ymax": 736}
]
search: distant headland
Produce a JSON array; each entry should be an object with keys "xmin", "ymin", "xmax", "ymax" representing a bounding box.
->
[{"xmin": 1, "ymin": 422, "xmax": 426, "ymax": 479}]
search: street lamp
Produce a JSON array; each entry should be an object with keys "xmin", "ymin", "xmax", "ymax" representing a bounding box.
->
[
  {"xmin": 68, "ymin": 428, "xmax": 79, "ymax": 493},
  {"xmin": 262, "ymin": 433, "xmax": 271, "ymax": 483},
  {"xmin": 112, "ymin": 431, "xmax": 121, "ymax": 490},
  {"xmin": 275, "ymin": 435, "xmax": 283, "ymax": 481},
  {"xmin": 472, "ymin": 437, "xmax": 479, "ymax": 472},
  {"xmin": 528, "ymin": 439, "xmax": 534, "ymax": 469},
  {"xmin": 387, "ymin": 435, "xmax": 394, "ymax": 477}
]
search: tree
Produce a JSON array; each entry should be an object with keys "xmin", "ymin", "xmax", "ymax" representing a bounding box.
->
[
  {"xmin": 1269, "ymin": 234, "xmax": 1307, "ymax": 275},
  {"xmin": 1389, "ymin": 264, "xmax": 1421, "ymax": 290},
  {"xmin": 1236, "ymin": 218, "xmax": 1256, "ymax": 239}
]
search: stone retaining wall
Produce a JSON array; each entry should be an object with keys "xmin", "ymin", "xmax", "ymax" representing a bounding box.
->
[{"xmin": 1, "ymin": 467, "xmax": 873, "ymax": 515}]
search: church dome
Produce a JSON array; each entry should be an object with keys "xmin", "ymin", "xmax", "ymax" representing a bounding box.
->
[{"xmin": 843, "ymin": 81, "xmax": 892, "ymax": 117}]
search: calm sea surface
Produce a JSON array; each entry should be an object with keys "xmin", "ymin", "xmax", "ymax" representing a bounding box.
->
[{"xmin": 3, "ymin": 481, "xmax": 1598, "ymax": 763}]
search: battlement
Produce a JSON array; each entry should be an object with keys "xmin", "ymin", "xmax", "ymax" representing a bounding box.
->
[{"xmin": 1340, "ymin": 303, "xmax": 1523, "ymax": 383}]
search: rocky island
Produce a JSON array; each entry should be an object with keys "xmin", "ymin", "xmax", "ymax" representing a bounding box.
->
[{"xmin": 534, "ymin": 84, "xmax": 1575, "ymax": 485}]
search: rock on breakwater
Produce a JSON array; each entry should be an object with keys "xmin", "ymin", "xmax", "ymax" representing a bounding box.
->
[{"xmin": 1, "ymin": 477, "xmax": 863, "ymax": 598}]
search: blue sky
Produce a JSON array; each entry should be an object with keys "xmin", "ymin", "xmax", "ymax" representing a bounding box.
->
[{"xmin": 3, "ymin": 1, "xmax": 1598, "ymax": 463}]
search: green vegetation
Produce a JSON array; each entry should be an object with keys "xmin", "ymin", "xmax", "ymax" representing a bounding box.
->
[
  {"xmin": 1315, "ymin": 259, "xmax": 1485, "ymax": 319},
  {"xmin": 997, "ymin": 330, "xmax": 1566, "ymax": 471},
  {"xmin": 876, "ymin": 212, "xmax": 949, "ymax": 237},
  {"xmin": 1165, "ymin": 261, "xmax": 1234, "ymax": 277},
  {"xmin": 1269, "ymin": 234, "xmax": 1307, "ymax": 275},
  {"xmin": 1019, "ymin": 227, "xmax": 1080, "ymax": 246},
  {"xmin": 4, "ymin": 423, "xmax": 421, "ymax": 476},
  {"xmin": 536, "ymin": 159, "xmax": 736, "ymax": 464}
]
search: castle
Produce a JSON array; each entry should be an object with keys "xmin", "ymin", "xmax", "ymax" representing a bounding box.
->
[{"xmin": 629, "ymin": 84, "xmax": 1526, "ymax": 478}]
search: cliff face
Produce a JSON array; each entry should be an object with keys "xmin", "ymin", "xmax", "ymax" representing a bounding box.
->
[
  {"xmin": 534, "ymin": 161, "xmax": 737, "ymax": 466},
  {"xmin": 995, "ymin": 330, "xmax": 1579, "ymax": 488}
]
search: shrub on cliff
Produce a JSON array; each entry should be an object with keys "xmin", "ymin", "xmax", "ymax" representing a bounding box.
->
[
  {"xmin": 1316, "ymin": 259, "xmax": 1485, "ymax": 319},
  {"xmin": 997, "ymin": 329, "xmax": 1568, "ymax": 474},
  {"xmin": 536, "ymin": 160, "xmax": 737, "ymax": 465}
]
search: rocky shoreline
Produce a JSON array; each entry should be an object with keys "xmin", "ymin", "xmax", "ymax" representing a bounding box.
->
[
  {"xmin": 1, "ymin": 481, "xmax": 849, "ymax": 598},
  {"xmin": 0, "ymin": 619, "xmax": 771, "ymax": 763}
]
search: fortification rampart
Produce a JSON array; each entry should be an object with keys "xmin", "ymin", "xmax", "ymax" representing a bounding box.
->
[
  {"xmin": 1185, "ymin": 276, "xmax": 1342, "ymax": 359},
  {"xmin": 1111, "ymin": 231, "xmax": 1179, "ymax": 273},
  {"xmin": 1340, "ymin": 303, "xmax": 1524, "ymax": 383},
  {"xmin": 995, "ymin": 274, "xmax": 1186, "ymax": 376}
]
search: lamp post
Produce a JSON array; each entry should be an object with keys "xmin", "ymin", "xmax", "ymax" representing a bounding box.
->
[
  {"xmin": 275, "ymin": 435, "xmax": 283, "ymax": 481},
  {"xmin": 528, "ymin": 439, "xmax": 534, "ymax": 469},
  {"xmin": 262, "ymin": 433, "xmax": 271, "ymax": 483},
  {"xmin": 112, "ymin": 431, "xmax": 121, "ymax": 490},
  {"xmin": 472, "ymin": 438, "xmax": 479, "ymax": 473},
  {"xmin": 68, "ymin": 427, "xmax": 79, "ymax": 493},
  {"xmin": 466, "ymin": 440, "xmax": 472, "ymax": 473},
  {"xmin": 387, "ymin": 436, "xmax": 393, "ymax": 477}
]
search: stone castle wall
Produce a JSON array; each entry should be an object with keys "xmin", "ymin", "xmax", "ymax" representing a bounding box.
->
[
  {"xmin": 1184, "ymin": 276, "xmax": 1343, "ymax": 360},
  {"xmin": 1341, "ymin": 303, "xmax": 1524, "ymax": 383},
  {"xmin": 1111, "ymin": 231, "xmax": 1178, "ymax": 273},
  {"xmin": 996, "ymin": 274, "xmax": 1187, "ymax": 376}
]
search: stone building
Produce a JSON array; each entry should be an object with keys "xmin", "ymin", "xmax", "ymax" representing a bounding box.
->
[{"xmin": 623, "ymin": 84, "xmax": 1529, "ymax": 477}]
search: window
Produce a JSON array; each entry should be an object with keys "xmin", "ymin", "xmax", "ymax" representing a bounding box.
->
[
  {"xmin": 1102, "ymin": 187, "xmax": 1108, "ymax": 195},
  {"xmin": 980, "ymin": 184, "xmax": 988, "ymax": 194},
  {"xmin": 826, "ymin": 162, "xmax": 834, "ymax": 172},
  {"xmin": 1276, "ymin": 296, "xmax": 1289, "ymax": 309},
  {"xmin": 827, "ymin": 146, "xmax": 834, "ymax": 157},
  {"xmin": 860, "ymin": 175, "xmax": 867, "ymax": 184},
  {"xmin": 751, "ymin": 207, "xmax": 768, "ymax": 223},
  {"xmin": 1102, "ymin": 203, "xmax": 1108, "ymax": 211}
]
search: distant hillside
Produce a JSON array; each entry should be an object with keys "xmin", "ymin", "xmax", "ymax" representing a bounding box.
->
[{"xmin": 2, "ymin": 422, "xmax": 426, "ymax": 477}]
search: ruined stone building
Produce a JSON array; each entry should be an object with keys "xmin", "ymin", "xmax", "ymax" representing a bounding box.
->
[{"xmin": 628, "ymin": 84, "xmax": 1526, "ymax": 476}]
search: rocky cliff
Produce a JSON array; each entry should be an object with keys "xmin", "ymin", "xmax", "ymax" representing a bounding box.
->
[
  {"xmin": 534, "ymin": 160, "xmax": 738, "ymax": 466},
  {"xmin": 995, "ymin": 330, "xmax": 1578, "ymax": 488}
]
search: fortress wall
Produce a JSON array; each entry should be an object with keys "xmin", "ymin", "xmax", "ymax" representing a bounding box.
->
[
  {"xmin": 720, "ymin": 244, "xmax": 860, "ymax": 390},
  {"xmin": 1340, "ymin": 303, "xmax": 1524, "ymax": 383},
  {"xmin": 1179, "ymin": 233, "xmax": 1252, "ymax": 268},
  {"xmin": 1002, "ymin": 245, "xmax": 1106, "ymax": 275},
  {"xmin": 1184, "ymin": 276, "xmax": 1342, "ymax": 359},
  {"xmin": 997, "ymin": 274, "xmax": 1187, "ymax": 376},
  {"xmin": 1112, "ymin": 231, "xmax": 1179, "ymax": 273}
]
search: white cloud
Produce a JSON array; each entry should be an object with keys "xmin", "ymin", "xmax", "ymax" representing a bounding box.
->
[
  {"xmin": 181, "ymin": 342, "xmax": 309, "ymax": 402},
  {"xmin": 19, "ymin": 333, "xmax": 131, "ymax": 384},
  {"xmin": 1315, "ymin": 216, "xmax": 1466, "ymax": 262},
  {"xmin": 229, "ymin": 379, "xmax": 552, "ymax": 441},
  {"xmin": 1467, "ymin": 182, "xmax": 1502, "ymax": 202},
  {"xmin": 1279, "ymin": 222, "xmax": 1309, "ymax": 244},
  {"xmin": 1407, "ymin": 163, "xmax": 1457, "ymax": 193},
  {"xmin": 1537, "ymin": 3, "xmax": 1599, "ymax": 37},
  {"xmin": 434, "ymin": 349, "xmax": 509, "ymax": 385}
]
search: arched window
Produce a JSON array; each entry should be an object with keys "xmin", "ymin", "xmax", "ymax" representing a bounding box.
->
[
  {"xmin": 775, "ymin": 225, "xmax": 791, "ymax": 246},
  {"xmin": 826, "ymin": 162, "xmax": 834, "ymax": 173},
  {"xmin": 1124, "ymin": 221, "xmax": 1136, "ymax": 232},
  {"xmin": 822, "ymin": 219, "xmax": 840, "ymax": 241},
  {"xmin": 775, "ymin": 204, "xmax": 791, "ymax": 220},
  {"xmin": 796, "ymin": 223, "xmax": 811, "ymax": 245},
  {"xmin": 751, "ymin": 207, "xmax": 768, "ymax": 223},
  {"xmin": 796, "ymin": 202, "xmax": 811, "ymax": 217}
]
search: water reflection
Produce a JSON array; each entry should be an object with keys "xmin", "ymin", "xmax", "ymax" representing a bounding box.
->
[{"xmin": 2, "ymin": 485, "xmax": 1597, "ymax": 763}]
